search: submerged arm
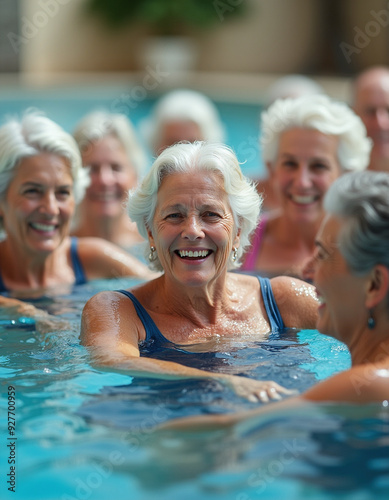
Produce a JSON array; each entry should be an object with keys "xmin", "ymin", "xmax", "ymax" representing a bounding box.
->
[{"xmin": 81, "ymin": 291, "xmax": 296, "ymax": 403}]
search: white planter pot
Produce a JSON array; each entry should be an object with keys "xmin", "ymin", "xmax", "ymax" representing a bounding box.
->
[{"xmin": 138, "ymin": 36, "xmax": 198, "ymax": 74}]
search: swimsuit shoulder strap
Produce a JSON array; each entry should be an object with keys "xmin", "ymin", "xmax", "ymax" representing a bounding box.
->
[
  {"xmin": 0, "ymin": 272, "xmax": 8, "ymax": 294},
  {"xmin": 258, "ymin": 276, "xmax": 285, "ymax": 331},
  {"xmin": 115, "ymin": 289, "xmax": 172, "ymax": 344},
  {"xmin": 70, "ymin": 237, "xmax": 87, "ymax": 285}
]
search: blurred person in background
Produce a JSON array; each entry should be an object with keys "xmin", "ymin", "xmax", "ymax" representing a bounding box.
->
[
  {"xmin": 351, "ymin": 65, "xmax": 389, "ymax": 172},
  {"xmin": 255, "ymin": 75, "xmax": 325, "ymax": 212},
  {"xmin": 0, "ymin": 111, "xmax": 153, "ymax": 295},
  {"xmin": 72, "ymin": 110, "xmax": 147, "ymax": 257},
  {"xmin": 140, "ymin": 89, "xmax": 226, "ymax": 155},
  {"xmin": 241, "ymin": 94, "xmax": 371, "ymax": 278}
]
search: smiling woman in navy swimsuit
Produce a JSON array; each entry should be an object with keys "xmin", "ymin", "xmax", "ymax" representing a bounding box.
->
[
  {"xmin": 0, "ymin": 111, "xmax": 153, "ymax": 296},
  {"xmin": 81, "ymin": 142, "xmax": 318, "ymax": 402}
]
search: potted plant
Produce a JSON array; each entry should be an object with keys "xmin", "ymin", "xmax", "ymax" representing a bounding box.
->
[{"xmin": 84, "ymin": 0, "xmax": 246, "ymax": 72}]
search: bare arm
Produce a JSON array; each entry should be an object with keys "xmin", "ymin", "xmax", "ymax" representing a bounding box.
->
[
  {"xmin": 81, "ymin": 291, "xmax": 296, "ymax": 402},
  {"xmin": 77, "ymin": 237, "xmax": 156, "ymax": 280},
  {"xmin": 160, "ymin": 364, "xmax": 389, "ymax": 431}
]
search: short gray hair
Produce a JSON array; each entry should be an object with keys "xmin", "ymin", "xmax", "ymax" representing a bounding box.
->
[
  {"xmin": 73, "ymin": 110, "xmax": 147, "ymax": 178},
  {"xmin": 324, "ymin": 171, "xmax": 389, "ymax": 275},
  {"xmin": 0, "ymin": 110, "xmax": 89, "ymax": 230},
  {"xmin": 261, "ymin": 94, "xmax": 372, "ymax": 172},
  {"xmin": 140, "ymin": 90, "xmax": 226, "ymax": 153},
  {"xmin": 128, "ymin": 141, "xmax": 261, "ymax": 271}
]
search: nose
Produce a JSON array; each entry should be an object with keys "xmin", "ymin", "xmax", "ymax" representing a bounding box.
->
[
  {"xmin": 294, "ymin": 165, "xmax": 312, "ymax": 189},
  {"xmin": 375, "ymin": 108, "xmax": 389, "ymax": 130},
  {"xmin": 301, "ymin": 254, "xmax": 315, "ymax": 283},
  {"xmin": 39, "ymin": 191, "xmax": 60, "ymax": 216},
  {"xmin": 93, "ymin": 164, "xmax": 115, "ymax": 186},
  {"xmin": 181, "ymin": 215, "xmax": 205, "ymax": 240}
]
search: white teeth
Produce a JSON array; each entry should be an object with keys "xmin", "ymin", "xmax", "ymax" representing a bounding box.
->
[
  {"xmin": 30, "ymin": 223, "xmax": 56, "ymax": 231},
  {"xmin": 178, "ymin": 250, "xmax": 210, "ymax": 258},
  {"xmin": 292, "ymin": 195, "xmax": 316, "ymax": 204}
]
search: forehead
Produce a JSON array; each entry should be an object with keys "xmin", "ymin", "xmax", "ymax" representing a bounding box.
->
[
  {"xmin": 13, "ymin": 153, "xmax": 72, "ymax": 183},
  {"xmin": 157, "ymin": 170, "xmax": 228, "ymax": 207},
  {"xmin": 317, "ymin": 213, "xmax": 342, "ymax": 243},
  {"xmin": 278, "ymin": 128, "xmax": 339, "ymax": 158},
  {"xmin": 82, "ymin": 135, "xmax": 127, "ymax": 160},
  {"xmin": 355, "ymin": 75, "xmax": 389, "ymax": 106}
]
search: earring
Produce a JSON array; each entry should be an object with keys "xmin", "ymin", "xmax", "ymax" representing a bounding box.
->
[
  {"xmin": 367, "ymin": 310, "xmax": 375, "ymax": 330},
  {"xmin": 231, "ymin": 247, "xmax": 238, "ymax": 262},
  {"xmin": 148, "ymin": 246, "xmax": 157, "ymax": 262}
]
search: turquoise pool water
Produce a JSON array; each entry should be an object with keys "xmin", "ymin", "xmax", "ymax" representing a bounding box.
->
[
  {"xmin": 1, "ymin": 277, "xmax": 389, "ymax": 500},
  {"xmin": 0, "ymin": 85, "xmax": 264, "ymax": 179}
]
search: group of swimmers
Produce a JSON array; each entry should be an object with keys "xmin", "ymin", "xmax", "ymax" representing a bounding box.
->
[{"xmin": 1, "ymin": 65, "xmax": 389, "ymax": 421}]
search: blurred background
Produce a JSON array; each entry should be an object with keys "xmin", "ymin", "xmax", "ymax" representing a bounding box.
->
[{"xmin": 1, "ymin": 0, "xmax": 389, "ymax": 176}]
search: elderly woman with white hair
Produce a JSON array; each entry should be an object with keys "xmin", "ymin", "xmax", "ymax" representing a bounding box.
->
[
  {"xmin": 0, "ymin": 111, "xmax": 153, "ymax": 294},
  {"xmin": 72, "ymin": 110, "xmax": 147, "ymax": 253},
  {"xmin": 242, "ymin": 94, "xmax": 372, "ymax": 278},
  {"xmin": 140, "ymin": 89, "xmax": 226, "ymax": 155},
  {"xmin": 81, "ymin": 141, "xmax": 318, "ymax": 403}
]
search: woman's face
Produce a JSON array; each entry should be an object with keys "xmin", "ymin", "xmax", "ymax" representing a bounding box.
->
[
  {"xmin": 309, "ymin": 214, "xmax": 367, "ymax": 343},
  {"xmin": 148, "ymin": 170, "xmax": 240, "ymax": 287},
  {"xmin": 270, "ymin": 128, "xmax": 341, "ymax": 224},
  {"xmin": 81, "ymin": 135, "xmax": 137, "ymax": 219},
  {"xmin": 0, "ymin": 153, "xmax": 75, "ymax": 254}
]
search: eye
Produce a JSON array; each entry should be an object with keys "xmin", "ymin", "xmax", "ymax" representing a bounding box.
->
[
  {"xmin": 203, "ymin": 211, "xmax": 221, "ymax": 220},
  {"xmin": 165, "ymin": 213, "xmax": 182, "ymax": 220},
  {"xmin": 314, "ymin": 246, "xmax": 328, "ymax": 261},
  {"xmin": 23, "ymin": 187, "xmax": 41, "ymax": 196},
  {"xmin": 89, "ymin": 164, "xmax": 100, "ymax": 174},
  {"xmin": 56, "ymin": 188, "xmax": 72, "ymax": 199},
  {"xmin": 311, "ymin": 162, "xmax": 330, "ymax": 172},
  {"xmin": 281, "ymin": 159, "xmax": 297, "ymax": 169},
  {"xmin": 111, "ymin": 163, "xmax": 124, "ymax": 172}
]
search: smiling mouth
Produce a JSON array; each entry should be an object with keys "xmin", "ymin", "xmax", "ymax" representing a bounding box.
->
[
  {"xmin": 29, "ymin": 222, "xmax": 58, "ymax": 232},
  {"xmin": 176, "ymin": 250, "xmax": 212, "ymax": 259},
  {"xmin": 90, "ymin": 193, "xmax": 120, "ymax": 202},
  {"xmin": 290, "ymin": 194, "xmax": 319, "ymax": 204}
]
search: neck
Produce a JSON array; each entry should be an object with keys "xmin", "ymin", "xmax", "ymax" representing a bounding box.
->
[
  {"xmin": 349, "ymin": 327, "xmax": 389, "ymax": 367},
  {"xmin": 157, "ymin": 273, "xmax": 231, "ymax": 327},
  {"xmin": 274, "ymin": 213, "xmax": 322, "ymax": 248}
]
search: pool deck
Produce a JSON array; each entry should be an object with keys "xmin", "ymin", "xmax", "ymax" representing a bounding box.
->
[{"xmin": 0, "ymin": 70, "xmax": 352, "ymax": 105}]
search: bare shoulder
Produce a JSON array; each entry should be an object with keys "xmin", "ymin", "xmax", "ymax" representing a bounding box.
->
[
  {"xmin": 82, "ymin": 290, "xmax": 130, "ymax": 331},
  {"xmin": 81, "ymin": 288, "xmax": 143, "ymax": 349},
  {"xmin": 270, "ymin": 276, "xmax": 318, "ymax": 329},
  {"xmin": 303, "ymin": 363, "xmax": 389, "ymax": 403},
  {"xmin": 228, "ymin": 272, "xmax": 262, "ymax": 296}
]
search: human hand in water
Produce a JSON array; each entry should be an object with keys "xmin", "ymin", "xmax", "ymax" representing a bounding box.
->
[
  {"xmin": 0, "ymin": 296, "xmax": 70, "ymax": 333},
  {"xmin": 221, "ymin": 374, "xmax": 298, "ymax": 403},
  {"xmin": 0, "ymin": 296, "xmax": 42, "ymax": 318}
]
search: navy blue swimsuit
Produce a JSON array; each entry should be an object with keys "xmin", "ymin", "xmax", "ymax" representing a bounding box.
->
[
  {"xmin": 0, "ymin": 237, "xmax": 87, "ymax": 293},
  {"xmin": 116, "ymin": 276, "xmax": 285, "ymax": 345}
]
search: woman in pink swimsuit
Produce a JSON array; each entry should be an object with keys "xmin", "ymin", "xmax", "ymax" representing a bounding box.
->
[{"xmin": 242, "ymin": 94, "xmax": 372, "ymax": 278}]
